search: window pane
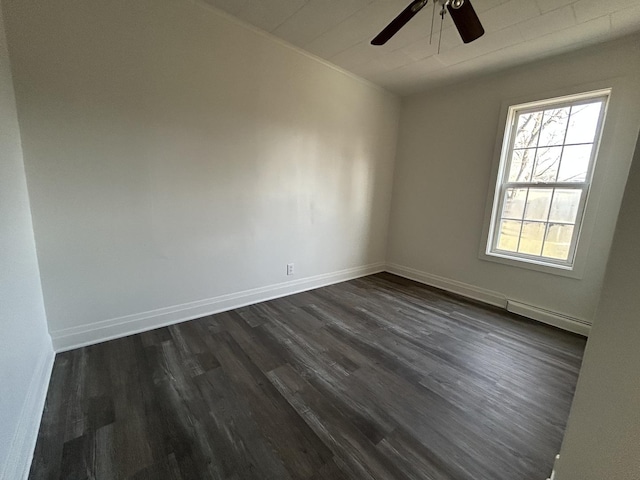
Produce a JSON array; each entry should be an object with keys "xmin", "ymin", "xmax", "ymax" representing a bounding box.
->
[
  {"xmin": 542, "ymin": 224, "xmax": 575, "ymax": 260},
  {"xmin": 497, "ymin": 220, "xmax": 521, "ymax": 252},
  {"xmin": 549, "ymin": 189, "xmax": 582, "ymax": 223},
  {"xmin": 524, "ymin": 188, "xmax": 552, "ymax": 221},
  {"xmin": 558, "ymin": 144, "xmax": 592, "ymax": 182},
  {"xmin": 514, "ymin": 112, "xmax": 542, "ymax": 149},
  {"xmin": 508, "ymin": 149, "xmax": 535, "ymax": 182},
  {"xmin": 502, "ymin": 188, "xmax": 527, "ymax": 219},
  {"xmin": 518, "ymin": 222, "xmax": 545, "ymax": 256},
  {"xmin": 565, "ymin": 102, "xmax": 603, "ymax": 145},
  {"xmin": 532, "ymin": 146, "xmax": 562, "ymax": 182},
  {"xmin": 538, "ymin": 107, "xmax": 570, "ymax": 147}
]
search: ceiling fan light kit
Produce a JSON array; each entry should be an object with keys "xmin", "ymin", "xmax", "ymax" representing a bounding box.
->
[{"xmin": 371, "ymin": 0, "xmax": 484, "ymax": 49}]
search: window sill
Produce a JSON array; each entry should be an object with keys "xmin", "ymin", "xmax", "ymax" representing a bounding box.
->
[{"xmin": 479, "ymin": 250, "xmax": 584, "ymax": 279}]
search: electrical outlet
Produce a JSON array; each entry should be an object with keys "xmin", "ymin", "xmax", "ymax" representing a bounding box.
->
[{"xmin": 286, "ymin": 263, "xmax": 294, "ymax": 276}]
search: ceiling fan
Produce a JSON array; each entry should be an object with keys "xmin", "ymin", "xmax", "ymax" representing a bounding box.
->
[{"xmin": 371, "ymin": 0, "xmax": 484, "ymax": 49}]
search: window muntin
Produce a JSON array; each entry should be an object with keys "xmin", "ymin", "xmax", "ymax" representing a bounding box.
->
[{"xmin": 487, "ymin": 91, "xmax": 609, "ymax": 269}]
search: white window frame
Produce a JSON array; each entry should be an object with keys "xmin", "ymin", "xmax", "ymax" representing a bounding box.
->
[{"xmin": 485, "ymin": 89, "xmax": 611, "ymax": 271}]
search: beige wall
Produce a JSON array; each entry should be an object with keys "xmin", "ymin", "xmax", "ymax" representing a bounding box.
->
[
  {"xmin": 387, "ymin": 35, "xmax": 640, "ymax": 325},
  {"xmin": 1, "ymin": 0, "xmax": 400, "ymax": 350},
  {"xmin": 0, "ymin": 3, "xmax": 53, "ymax": 477},
  {"xmin": 555, "ymin": 133, "xmax": 640, "ymax": 479}
]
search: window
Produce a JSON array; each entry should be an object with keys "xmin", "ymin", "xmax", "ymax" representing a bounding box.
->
[{"xmin": 486, "ymin": 90, "xmax": 610, "ymax": 270}]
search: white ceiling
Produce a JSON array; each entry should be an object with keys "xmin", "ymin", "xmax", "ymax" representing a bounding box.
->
[{"xmin": 199, "ymin": 0, "xmax": 640, "ymax": 95}]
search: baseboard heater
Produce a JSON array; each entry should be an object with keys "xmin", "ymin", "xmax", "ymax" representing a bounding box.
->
[{"xmin": 506, "ymin": 300, "xmax": 591, "ymax": 337}]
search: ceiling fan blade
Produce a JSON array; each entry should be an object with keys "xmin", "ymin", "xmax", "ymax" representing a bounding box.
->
[
  {"xmin": 447, "ymin": 0, "xmax": 484, "ymax": 44},
  {"xmin": 371, "ymin": 0, "xmax": 429, "ymax": 46}
]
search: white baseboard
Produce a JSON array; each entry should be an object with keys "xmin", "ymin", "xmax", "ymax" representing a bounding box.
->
[
  {"xmin": 51, "ymin": 262, "xmax": 385, "ymax": 352},
  {"xmin": 507, "ymin": 300, "xmax": 591, "ymax": 337},
  {"xmin": 385, "ymin": 263, "xmax": 507, "ymax": 308},
  {"xmin": 385, "ymin": 263, "xmax": 590, "ymax": 337},
  {"xmin": 51, "ymin": 261, "xmax": 590, "ymax": 351},
  {"xmin": 0, "ymin": 347, "xmax": 55, "ymax": 480}
]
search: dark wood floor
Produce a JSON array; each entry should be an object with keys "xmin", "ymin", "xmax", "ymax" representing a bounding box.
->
[{"xmin": 30, "ymin": 273, "xmax": 586, "ymax": 480}]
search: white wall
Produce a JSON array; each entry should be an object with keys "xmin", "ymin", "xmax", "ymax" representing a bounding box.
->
[
  {"xmin": 1, "ymin": 0, "xmax": 400, "ymax": 350},
  {"xmin": 387, "ymin": 35, "xmax": 640, "ymax": 325},
  {"xmin": 0, "ymin": 4, "xmax": 54, "ymax": 479},
  {"xmin": 554, "ymin": 133, "xmax": 640, "ymax": 479}
]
